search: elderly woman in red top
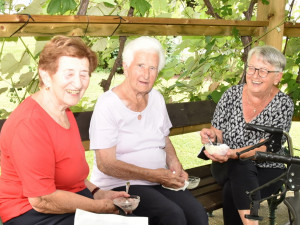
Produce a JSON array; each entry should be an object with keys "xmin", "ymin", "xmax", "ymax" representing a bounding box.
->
[{"xmin": 0, "ymin": 36, "xmax": 128, "ymax": 225}]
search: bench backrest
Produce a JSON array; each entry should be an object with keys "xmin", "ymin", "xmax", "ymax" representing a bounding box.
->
[{"xmin": 0, "ymin": 101, "xmax": 216, "ymax": 151}]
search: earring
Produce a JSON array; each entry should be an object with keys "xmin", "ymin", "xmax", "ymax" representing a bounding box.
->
[{"xmin": 45, "ymin": 86, "xmax": 50, "ymax": 90}]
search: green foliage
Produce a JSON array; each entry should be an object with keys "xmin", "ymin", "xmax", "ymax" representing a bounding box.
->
[
  {"xmin": 261, "ymin": 0, "xmax": 269, "ymax": 5},
  {"xmin": 70, "ymin": 97, "xmax": 96, "ymax": 112},
  {"xmin": 130, "ymin": 0, "xmax": 151, "ymax": 16},
  {"xmin": 0, "ymin": 0, "xmax": 5, "ymax": 13},
  {"xmin": 281, "ymin": 72, "xmax": 300, "ymax": 117},
  {"xmin": 157, "ymin": 35, "xmax": 243, "ymax": 103},
  {"xmin": 232, "ymin": 27, "xmax": 240, "ymax": 42},
  {"xmin": 47, "ymin": 0, "xmax": 77, "ymax": 14},
  {"xmin": 0, "ymin": 0, "xmax": 299, "ymax": 119},
  {"xmin": 0, "ymin": 37, "xmax": 44, "ymax": 117},
  {"xmin": 283, "ymin": 37, "xmax": 300, "ymax": 117}
]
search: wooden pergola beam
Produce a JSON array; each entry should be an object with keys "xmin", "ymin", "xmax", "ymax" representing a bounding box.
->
[
  {"xmin": 0, "ymin": 15, "xmax": 269, "ymax": 37},
  {"xmin": 1, "ymin": 15, "xmax": 299, "ymax": 38}
]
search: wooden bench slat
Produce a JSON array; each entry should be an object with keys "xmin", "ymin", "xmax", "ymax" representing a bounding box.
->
[
  {"xmin": 198, "ymin": 176, "xmax": 219, "ymax": 187},
  {"xmin": 186, "ymin": 164, "xmax": 223, "ymax": 212},
  {"xmin": 196, "ymin": 191, "xmax": 223, "ymax": 212},
  {"xmin": 187, "ymin": 164, "xmax": 212, "ymax": 178},
  {"xmin": 191, "ymin": 183, "xmax": 222, "ymax": 196}
]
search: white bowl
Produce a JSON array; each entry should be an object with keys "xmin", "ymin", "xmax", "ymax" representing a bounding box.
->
[
  {"xmin": 205, "ymin": 143, "xmax": 229, "ymax": 156},
  {"xmin": 187, "ymin": 176, "xmax": 200, "ymax": 189},
  {"xmin": 113, "ymin": 195, "xmax": 140, "ymax": 212}
]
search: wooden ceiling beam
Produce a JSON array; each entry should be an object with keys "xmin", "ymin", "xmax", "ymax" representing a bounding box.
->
[
  {"xmin": 0, "ymin": 15, "xmax": 299, "ymax": 38},
  {"xmin": 284, "ymin": 22, "xmax": 300, "ymax": 37},
  {"xmin": 0, "ymin": 15, "xmax": 268, "ymax": 37}
]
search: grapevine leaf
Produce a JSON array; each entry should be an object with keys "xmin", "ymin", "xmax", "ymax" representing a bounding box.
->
[
  {"xmin": 20, "ymin": 0, "xmax": 43, "ymax": 14},
  {"xmin": 15, "ymin": 72, "xmax": 35, "ymax": 88},
  {"xmin": 0, "ymin": 87, "xmax": 8, "ymax": 94},
  {"xmin": 232, "ymin": 27, "xmax": 240, "ymax": 42},
  {"xmin": 2, "ymin": 52, "xmax": 30, "ymax": 75},
  {"xmin": 47, "ymin": 0, "xmax": 77, "ymax": 15},
  {"xmin": 262, "ymin": 0, "xmax": 270, "ymax": 5},
  {"xmin": 91, "ymin": 38, "xmax": 108, "ymax": 52},
  {"xmin": 130, "ymin": 0, "xmax": 151, "ymax": 16}
]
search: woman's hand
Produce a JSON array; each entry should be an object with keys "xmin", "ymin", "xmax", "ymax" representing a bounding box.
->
[
  {"xmin": 200, "ymin": 128, "xmax": 216, "ymax": 144},
  {"xmin": 204, "ymin": 150, "xmax": 229, "ymax": 163},
  {"xmin": 226, "ymin": 149, "xmax": 239, "ymax": 159},
  {"xmin": 155, "ymin": 168, "xmax": 186, "ymax": 189},
  {"xmin": 93, "ymin": 190, "xmax": 129, "ymax": 200},
  {"xmin": 95, "ymin": 199, "xmax": 120, "ymax": 214},
  {"xmin": 168, "ymin": 159, "xmax": 188, "ymax": 180}
]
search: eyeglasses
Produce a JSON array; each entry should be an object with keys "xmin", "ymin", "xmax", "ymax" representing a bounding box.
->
[{"xmin": 246, "ymin": 66, "xmax": 280, "ymax": 78}]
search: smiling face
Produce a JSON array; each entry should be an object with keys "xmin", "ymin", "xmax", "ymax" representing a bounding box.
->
[
  {"xmin": 123, "ymin": 50, "xmax": 159, "ymax": 95},
  {"xmin": 40, "ymin": 56, "xmax": 90, "ymax": 109},
  {"xmin": 246, "ymin": 53, "xmax": 282, "ymax": 94}
]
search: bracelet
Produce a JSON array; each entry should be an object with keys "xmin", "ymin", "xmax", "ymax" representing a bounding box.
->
[{"xmin": 91, "ymin": 187, "xmax": 100, "ymax": 196}]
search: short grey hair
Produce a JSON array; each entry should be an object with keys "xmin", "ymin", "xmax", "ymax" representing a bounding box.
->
[
  {"xmin": 247, "ymin": 45, "xmax": 286, "ymax": 72},
  {"xmin": 122, "ymin": 36, "xmax": 165, "ymax": 72}
]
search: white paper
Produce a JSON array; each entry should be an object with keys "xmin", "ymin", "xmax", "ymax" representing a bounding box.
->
[
  {"xmin": 162, "ymin": 180, "xmax": 189, "ymax": 191},
  {"xmin": 74, "ymin": 209, "xmax": 148, "ymax": 225}
]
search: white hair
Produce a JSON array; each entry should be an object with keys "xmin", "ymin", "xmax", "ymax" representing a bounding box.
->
[
  {"xmin": 122, "ymin": 36, "xmax": 165, "ymax": 72},
  {"xmin": 247, "ymin": 45, "xmax": 286, "ymax": 72}
]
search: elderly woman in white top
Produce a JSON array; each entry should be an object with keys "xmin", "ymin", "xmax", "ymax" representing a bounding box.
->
[{"xmin": 89, "ymin": 36, "xmax": 208, "ymax": 225}]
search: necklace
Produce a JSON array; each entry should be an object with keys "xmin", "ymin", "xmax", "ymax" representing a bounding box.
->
[
  {"xmin": 246, "ymin": 90, "xmax": 271, "ymax": 114},
  {"xmin": 137, "ymin": 113, "xmax": 142, "ymax": 120}
]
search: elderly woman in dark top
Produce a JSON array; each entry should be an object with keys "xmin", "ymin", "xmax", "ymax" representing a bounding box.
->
[{"xmin": 200, "ymin": 45, "xmax": 294, "ymax": 225}]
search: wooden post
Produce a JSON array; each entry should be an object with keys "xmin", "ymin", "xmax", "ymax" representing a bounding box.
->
[{"xmin": 257, "ymin": 0, "xmax": 285, "ymax": 50}]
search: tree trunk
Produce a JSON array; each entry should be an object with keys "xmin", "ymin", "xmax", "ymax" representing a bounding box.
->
[
  {"xmin": 100, "ymin": 7, "xmax": 134, "ymax": 92},
  {"xmin": 77, "ymin": 0, "xmax": 90, "ymax": 15},
  {"xmin": 203, "ymin": 0, "xmax": 256, "ymax": 84}
]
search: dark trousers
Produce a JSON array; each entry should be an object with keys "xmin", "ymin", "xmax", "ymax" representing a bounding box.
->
[
  {"xmin": 4, "ymin": 188, "xmax": 93, "ymax": 225},
  {"xmin": 113, "ymin": 185, "xmax": 208, "ymax": 225},
  {"xmin": 222, "ymin": 160, "xmax": 285, "ymax": 225}
]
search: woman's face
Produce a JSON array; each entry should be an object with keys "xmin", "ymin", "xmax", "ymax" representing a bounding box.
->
[
  {"xmin": 246, "ymin": 53, "xmax": 282, "ymax": 94},
  {"xmin": 123, "ymin": 50, "xmax": 159, "ymax": 94},
  {"xmin": 43, "ymin": 56, "xmax": 90, "ymax": 109}
]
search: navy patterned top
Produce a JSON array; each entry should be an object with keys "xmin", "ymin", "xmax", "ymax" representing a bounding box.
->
[{"xmin": 212, "ymin": 84, "xmax": 294, "ymax": 169}]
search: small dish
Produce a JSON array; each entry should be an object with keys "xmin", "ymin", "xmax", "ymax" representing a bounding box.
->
[
  {"xmin": 187, "ymin": 176, "xmax": 200, "ymax": 189},
  {"xmin": 205, "ymin": 143, "xmax": 229, "ymax": 156},
  {"xmin": 113, "ymin": 195, "xmax": 140, "ymax": 212}
]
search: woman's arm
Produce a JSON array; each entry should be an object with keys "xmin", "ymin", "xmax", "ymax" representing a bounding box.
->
[
  {"xmin": 84, "ymin": 179, "xmax": 129, "ymax": 200},
  {"xmin": 95, "ymin": 145, "xmax": 185, "ymax": 189},
  {"xmin": 164, "ymin": 136, "xmax": 188, "ymax": 180},
  {"xmin": 28, "ymin": 189, "xmax": 118, "ymax": 214},
  {"xmin": 200, "ymin": 126, "xmax": 267, "ymax": 162}
]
